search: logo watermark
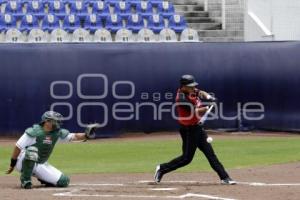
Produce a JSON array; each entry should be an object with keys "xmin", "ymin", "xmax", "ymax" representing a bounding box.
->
[{"xmin": 50, "ymin": 73, "xmax": 265, "ymax": 127}]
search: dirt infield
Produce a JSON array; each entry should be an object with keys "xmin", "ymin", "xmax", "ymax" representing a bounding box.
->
[
  {"xmin": 1, "ymin": 162, "xmax": 299, "ymax": 200},
  {"xmin": 1, "ymin": 132, "xmax": 300, "ymax": 200}
]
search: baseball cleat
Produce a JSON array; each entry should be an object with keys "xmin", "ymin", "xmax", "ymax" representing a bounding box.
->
[
  {"xmin": 221, "ymin": 177, "xmax": 237, "ymax": 185},
  {"xmin": 154, "ymin": 165, "xmax": 164, "ymax": 183},
  {"xmin": 21, "ymin": 181, "xmax": 32, "ymax": 189}
]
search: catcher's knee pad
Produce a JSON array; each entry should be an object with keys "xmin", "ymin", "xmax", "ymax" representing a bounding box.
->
[
  {"xmin": 25, "ymin": 146, "xmax": 39, "ymax": 162},
  {"xmin": 56, "ymin": 174, "xmax": 70, "ymax": 187}
]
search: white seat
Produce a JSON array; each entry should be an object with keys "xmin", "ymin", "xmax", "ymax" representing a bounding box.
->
[
  {"xmin": 180, "ymin": 28, "xmax": 199, "ymax": 42},
  {"xmin": 50, "ymin": 28, "xmax": 69, "ymax": 43},
  {"xmin": 115, "ymin": 28, "xmax": 134, "ymax": 42},
  {"xmin": 27, "ymin": 29, "xmax": 47, "ymax": 43},
  {"xmin": 93, "ymin": 28, "xmax": 112, "ymax": 42},
  {"xmin": 5, "ymin": 28, "xmax": 25, "ymax": 43},
  {"xmin": 159, "ymin": 28, "xmax": 177, "ymax": 42},
  {"xmin": 0, "ymin": 32, "xmax": 5, "ymax": 42},
  {"xmin": 71, "ymin": 28, "xmax": 91, "ymax": 42},
  {"xmin": 137, "ymin": 28, "xmax": 155, "ymax": 42}
]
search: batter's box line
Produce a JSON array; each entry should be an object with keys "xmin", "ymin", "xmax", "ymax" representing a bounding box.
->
[
  {"xmin": 70, "ymin": 183, "xmax": 125, "ymax": 186},
  {"xmin": 236, "ymin": 182, "xmax": 300, "ymax": 186},
  {"xmin": 53, "ymin": 191, "xmax": 237, "ymax": 200},
  {"xmin": 33, "ymin": 183, "xmax": 125, "ymax": 191},
  {"xmin": 138, "ymin": 180, "xmax": 300, "ymax": 187}
]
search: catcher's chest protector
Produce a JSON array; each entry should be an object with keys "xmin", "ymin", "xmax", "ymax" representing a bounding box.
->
[{"xmin": 25, "ymin": 125, "xmax": 69, "ymax": 163}]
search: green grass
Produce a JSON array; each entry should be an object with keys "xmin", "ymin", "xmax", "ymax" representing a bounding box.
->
[{"xmin": 1, "ymin": 136, "xmax": 300, "ymax": 175}]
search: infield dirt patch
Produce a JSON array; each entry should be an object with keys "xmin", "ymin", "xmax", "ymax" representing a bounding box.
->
[{"xmin": 1, "ymin": 162, "xmax": 299, "ymax": 200}]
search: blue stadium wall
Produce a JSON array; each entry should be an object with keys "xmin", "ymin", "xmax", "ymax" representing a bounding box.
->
[{"xmin": 0, "ymin": 42, "xmax": 299, "ymax": 136}]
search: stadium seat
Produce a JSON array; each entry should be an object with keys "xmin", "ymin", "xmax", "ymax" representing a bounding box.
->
[
  {"xmin": 126, "ymin": 14, "xmax": 144, "ymax": 33},
  {"xmin": 114, "ymin": 1, "xmax": 131, "ymax": 20},
  {"xmin": 5, "ymin": 0, "xmax": 24, "ymax": 20},
  {"xmin": 0, "ymin": 0, "xmax": 7, "ymax": 5},
  {"xmin": 125, "ymin": 0, "xmax": 139, "ymax": 7},
  {"xmin": 137, "ymin": 28, "xmax": 155, "ymax": 42},
  {"xmin": 147, "ymin": 14, "xmax": 164, "ymax": 34},
  {"xmin": 157, "ymin": 1, "xmax": 174, "ymax": 18},
  {"xmin": 69, "ymin": 1, "xmax": 89, "ymax": 20},
  {"xmin": 91, "ymin": 1, "xmax": 110, "ymax": 19},
  {"xmin": 48, "ymin": 0, "xmax": 67, "ymax": 20},
  {"xmin": 20, "ymin": 14, "xmax": 39, "ymax": 33},
  {"xmin": 136, "ymin": 1, "xmax": 153, "ymax": 19},
  {"xmin": 50, "ymin": 28, "xmax": 69, "ymax": 42},
  {"xmin": 168, "ymin": 14, "xmax": 186, "ymax": 33},
  {"xmin": 159, "ymin": 28, "xmax": 177, "ymax": 42},
  {"xmin": 0, "ymin": 15, "xmax": 3, "ymax": 40},
  {"xmin": 27, "ymin": 0, "xmax": 45, "ymax": 20},
  {"xmin": 93, "ymin": 28, "xmax": 112, "ymax": 42},
  {"xmin": 42, "ymin": 14, "xmax": 60, "ymax": 33},
  {"xmin": 0, "ymin": 14, "xmax": 17, "ymax": 32},
  {"xmin": 106, "ymin": 0, "xmax": 119, "ymax": 7},
  {"xmin": 115, "ymin": 28, "xmax": 133, "ymax": 42},
  {"xmin": 71, "ymin": 28, "xmax": 91, "ymax": 42},
  {"xmin": 83, "ymin": 0, "xmax": 97, "ymax": 6},
  {"xmin": 84, "ymin": 14, "xmax": 103, "ymax": 33},
  {"xmin": 19, "ymin": 0, "xmax": 30, "ymax": 6},
  {"xmin": 0, "ymin": 32, "xmax": 4, "ymax": 42},
  {"xmin": 105, "ymin": 14, "xmax": 123, "ymax": 33},
  {"xmin": 5, "ymin": 28, "xmax": 25, "ymax": 43},
  {"xmin": 63, "ymin": 14, "xmax": 81, "ymax": 33},
  {"xmin": 180, "ymin": 28, "xmax": 199, "ymax": 42},
  {"xmin": 27, "ymin": 28, "xmax": 47, "ymax": 42},
  {"xmin": 149, "ymin": 0, "xmax": 162, "ymax": 7},
  {"xmin": 0, "ymin": 0, "xmax": 7, "ymax": 12}
]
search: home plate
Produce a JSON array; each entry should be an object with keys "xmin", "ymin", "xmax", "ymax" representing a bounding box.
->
[{"xmin": 148, "ymin": 188, "xmax": 178, "ymax": 191}]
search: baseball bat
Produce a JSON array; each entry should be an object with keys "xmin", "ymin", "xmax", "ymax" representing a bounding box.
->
[{"xmin": 199, "ymin": 104, "xmax": 214, "ymax": 125}]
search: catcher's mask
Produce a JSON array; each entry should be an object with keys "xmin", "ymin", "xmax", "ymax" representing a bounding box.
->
[{"xmin": 40, "ymin": 111, "xmax": 63, "ymax": 130}]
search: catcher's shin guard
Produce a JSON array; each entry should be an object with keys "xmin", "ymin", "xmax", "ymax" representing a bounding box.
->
[{"xmin": 20, "ymin": 146, "xmax": 38, "ymax": 189}]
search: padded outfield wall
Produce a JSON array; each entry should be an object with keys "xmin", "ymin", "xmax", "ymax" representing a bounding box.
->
[{"xmin": 0, "ymin": 42, "xmax": 299, "ymax": 136}]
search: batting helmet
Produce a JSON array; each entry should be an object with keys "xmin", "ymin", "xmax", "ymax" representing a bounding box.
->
[{"xmin": 180, "ymin": 74, "xmax": 198, "ymax": 87}]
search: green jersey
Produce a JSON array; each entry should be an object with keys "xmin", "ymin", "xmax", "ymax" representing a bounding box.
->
[{"xmin": 25, "ymin": 124, "xmax": 70, "ymax": 163}]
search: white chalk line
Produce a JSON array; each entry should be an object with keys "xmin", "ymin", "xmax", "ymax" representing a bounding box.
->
[
  {"xmin": 33, "ymin": 183, "xmax": 124, "ymax": 191},
  {"xmin": 139, "ymin": 180, "xmax": 208, "ymax": 184},
  {"xmin": 70, "ymin": 183, "xmax": 124, "ymax": 186},
  {"xmin": 51, "ymin": 182, "xmax": 236, "ymax": 200},
  {"xmin": 148, "ymin": 187, "xmax": 178, "ymax": 191},
  {"xmin": 236, "ymin": 182, "xmax": 300, "ymax": 186},
  {"xmin": 139, "ymin": 180, "xmax": 300, "ymax": 187},
  {"xmin": 49, "ymin": 180, "xmax": 300, "ymax": 199},
  {"xmin": 53, "ymin": 191, "xmax": 236, "ymax": 200}
]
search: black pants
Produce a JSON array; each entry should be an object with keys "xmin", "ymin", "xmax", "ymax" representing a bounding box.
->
[{"xmin": 160, "ymin": 124, "xmax": 229, "ymax": 180}]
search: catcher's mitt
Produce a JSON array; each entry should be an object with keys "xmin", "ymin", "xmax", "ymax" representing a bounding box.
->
[{"xmin": 85, "ymin": 123, "xmax": 101, "ymax": 140}]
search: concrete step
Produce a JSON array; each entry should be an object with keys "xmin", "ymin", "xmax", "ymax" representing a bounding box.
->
[
  {"xmin": 201, "ymin": 37, "xmax": 244, "ymax": 42},
  {"xmin": 174, "ymin": 5, "xmax": 204, "ymax": 12},
  {"xmin": 207, "ymin": 4, "xmax": 222, "ymax": 11},
  {"xmin": 185, "ymin": 17, "xmax": 213, "ymax": 23},
  {"xmin": 188, "ymin": 23, "xmax": 222, "ymax": 30},
  {"xmin": 197, "ymin": 30, "xmax": 244, "ymax": 37},
  {"xmin": 169, "ymin": 0, "xmax": 201, "ymax": 5},
  {"xmin": 177, "ymin": 11, "xmax": 209, "ymax": 18},
  {"xmin": 208, "ymin": 10, "xmax": 222, "ymax": 17}
]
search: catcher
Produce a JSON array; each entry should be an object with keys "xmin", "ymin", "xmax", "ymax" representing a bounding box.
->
[{"xmin": 6, "ymin": 111, "xmax": 99, "ymax": 189}]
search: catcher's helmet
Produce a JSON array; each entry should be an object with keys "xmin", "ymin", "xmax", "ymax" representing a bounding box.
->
[
  {"xmin": 180, "ymin": 74, "xmax": 198, "ymax": 87},
  {"xmin": 40, "ymin": 111, "xmax": 63, "ymax": 129}
]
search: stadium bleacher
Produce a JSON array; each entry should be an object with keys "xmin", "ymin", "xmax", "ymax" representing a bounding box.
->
[{"xmin": 0, "ymin": 0, "xmax": 198, "ymax": 42}]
